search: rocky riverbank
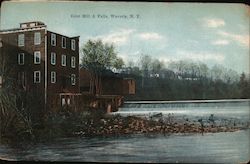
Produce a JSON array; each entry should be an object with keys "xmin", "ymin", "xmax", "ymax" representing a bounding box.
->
[
  {"xmin": 72, "ymin": 113, "xmax": 249, "ymax": 137},
  {"xmin": 2, "ymin": 111, "xmax": 249, "ymax": 145}
]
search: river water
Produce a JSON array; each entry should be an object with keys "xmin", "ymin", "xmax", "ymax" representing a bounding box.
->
[
  {"xmin": 116, "ymin": 99, "xmax": 250, "ymax": 121},
  {"xmin": 0, "ymin": 99, "xmax": 249, "ymax": 163}
]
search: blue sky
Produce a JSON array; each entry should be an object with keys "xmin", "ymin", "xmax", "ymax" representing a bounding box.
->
[{"xmin": 1, "ymin": 1, "xmax": 249, "ymax": 73}]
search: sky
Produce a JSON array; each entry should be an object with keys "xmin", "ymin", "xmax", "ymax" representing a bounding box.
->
[{"xmin": 0, "ymin": 1, "xmax": 249, "ymax": 73}]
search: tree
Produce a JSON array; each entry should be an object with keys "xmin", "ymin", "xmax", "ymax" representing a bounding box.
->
[
  {"xmin": 139, "ymin": 54, "xmax": 152, "ymax": 77},
  {"xmin": 198, "ymin": 62, "xmax": 208, "ymax": 79},
  {"xmin": 209, "ymin": 65, "xmax": 220, "ymax": 81},
  {"xmin": 151, "ymin": 59, "xmax": 165, "ymax": 75},
  {"xmin": 127, "ymin": 60, "xmax": 135, "ymax": 68},
  {"xmin": 0, "ymin": 42, "xmax": 15, "ymax": 89},
  {"xmin": 81, "ymin": 39, "xmax": 124, "ymax": 95},
  {"xmin": 239, "ymin": 72, "xmax": 250, "ymax": 98},
  {"xmin": 168, "ymin": 60, "xmax": 188, "ymax": 76},
  {"xmin": 0, "ymin": 40, "xmax": 34, "ymax": 141},
  {"xmin": 113, "ymin": 57, "xmax": 124, "ymax": 70},
  {"xmin": 139, "ymin": 54, "xmax": 152, "ymax": 88},
  {"xmin": 123, "ymin": 55, "xmax": 244, "ymax": 100}
]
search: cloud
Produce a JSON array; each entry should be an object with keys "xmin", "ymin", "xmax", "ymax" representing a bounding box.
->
[
  {"xmin": 211, "ymin": 39, "xmax": 230, "ymax": 46},
  {"xmin": 91, "ymin": 28, "xmax": 136, "ymax": 46},
  {"xmin": 137, "ymin": 32, "xmax": 163, "ymax": 40},
  {"xmin": 202, "ymin": 18, "xmax": 225, "ymax": 28},
  {"xmin": 218, "ymin": 31, "xmax": 249, "ymax": 47},
  {"xmin": 119, "ymin": 51, "xmax": 140, "ymax": 63},
  {"xmin": 177, "ymin": 50, "xmax": 225, "ymax": 63}
]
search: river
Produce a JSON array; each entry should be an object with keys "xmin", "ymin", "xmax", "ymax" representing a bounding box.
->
[
  {"xmin": 115, "ymin": 99, "xmax": 250, "ymax": 121},
  {"xmin": 0, "ymin": 99, "xmax": 249, "ymax": 163}
]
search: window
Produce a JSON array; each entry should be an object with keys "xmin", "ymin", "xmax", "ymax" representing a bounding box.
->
[
  {"xmin": 30, "ymin": 23, "xmax": 36, "ymax": 27},
  {"xmin": 62, "ymin": 98, "xmax": 66, "ymax": 106},
  {"xmin": 34, "ymin": 51, "xmax": 41, "ymax": 64},
  {"xmin": 71, "ymin": 56, "xmax": 76, "ymax": 68},
  {"xmin": 67, "ymin": 98, "xmax": 71, "ymax": 105},
  {"xmin": 61, "ymin": 55, "xmax": 66, "ymax": 66},
  {"xmin": 51, "ymin": 71, "xmax": 56, "ymax": 83},
  {"xmin": 34, "ymin": 71, "xmax": 40, "ymax": 83},
  {"xmin": 62, "ymin": 37, "xmax": 66, "ymax": 48},
  {"xmin": 51, "ymin": 52, "xmax": 56, "ymax": 65},
  {"xmin": 71, "ymin": 74, "xmax": 76, "ymax": 85},
  {"xmin": 34, "ymin": 32, "xmax": 41, "ymax": 45},
  {"xmin": 71, "ymin": 39, "xmax": 75, "ymax": 50},
  {"xmin": 18, "ymin": 34, "xmax": 24, "ymax": 46},
  {"xmin": 51, "ymin": 33, "xmax": 56, "ymax": 46},
  {"xmin": 21, "ymin": 24, "xmax": 27, "ymax": 28},
  {"xmin": 18, "ymin": 53, "xmax": 24, "ymax": 65}
]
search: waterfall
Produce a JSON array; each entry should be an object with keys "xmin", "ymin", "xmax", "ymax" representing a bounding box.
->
[
  {"xmin": 121, "ymin": 99, "xmax": 250, "ymax": 110},
  {"xmin": 114, "ymin": 99, "xmax": 250, "ymax": 119}
]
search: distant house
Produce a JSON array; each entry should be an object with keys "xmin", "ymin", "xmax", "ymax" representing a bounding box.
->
[
  {"xmin": 0, "ymin": 21, "xmax": 80, "ymax": 112},
  {"xmin": 80, "ymin": 67, "xmax": 136, "ymax": 96}
]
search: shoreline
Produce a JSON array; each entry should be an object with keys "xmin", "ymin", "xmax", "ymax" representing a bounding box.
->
[
  {"xmin": 71, "ymin": 114, "xmax": 249, "ymax": 138},
  {"xmin": 1, "ymin": 112, "xmax": 249, "ymax": 145}
]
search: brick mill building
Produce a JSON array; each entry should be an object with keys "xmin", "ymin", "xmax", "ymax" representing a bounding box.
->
[
  {"xmin": 0, "ymin": 21, "xmax": 80, "ymax": 112},
  {"xmin": 0, "ymin": 21, "xmax": 136, "ymax": 115}
]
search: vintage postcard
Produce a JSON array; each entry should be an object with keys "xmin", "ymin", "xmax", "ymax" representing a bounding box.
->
[{"xmin": 0, "ymin": 1, "xmax": 249, "ymax": 163}]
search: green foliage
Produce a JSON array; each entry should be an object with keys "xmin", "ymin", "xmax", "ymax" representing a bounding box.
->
[
  {"xmin": 113, "ymin": 57, "xmax": 125, "ymax": 70},
  {"xmin": 81, "ymin": 39, "xmax": 124, "ymax": 72},
  {"xmin": 81, "ymin": 40, "xmax": 124, "ymax": 94}
]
